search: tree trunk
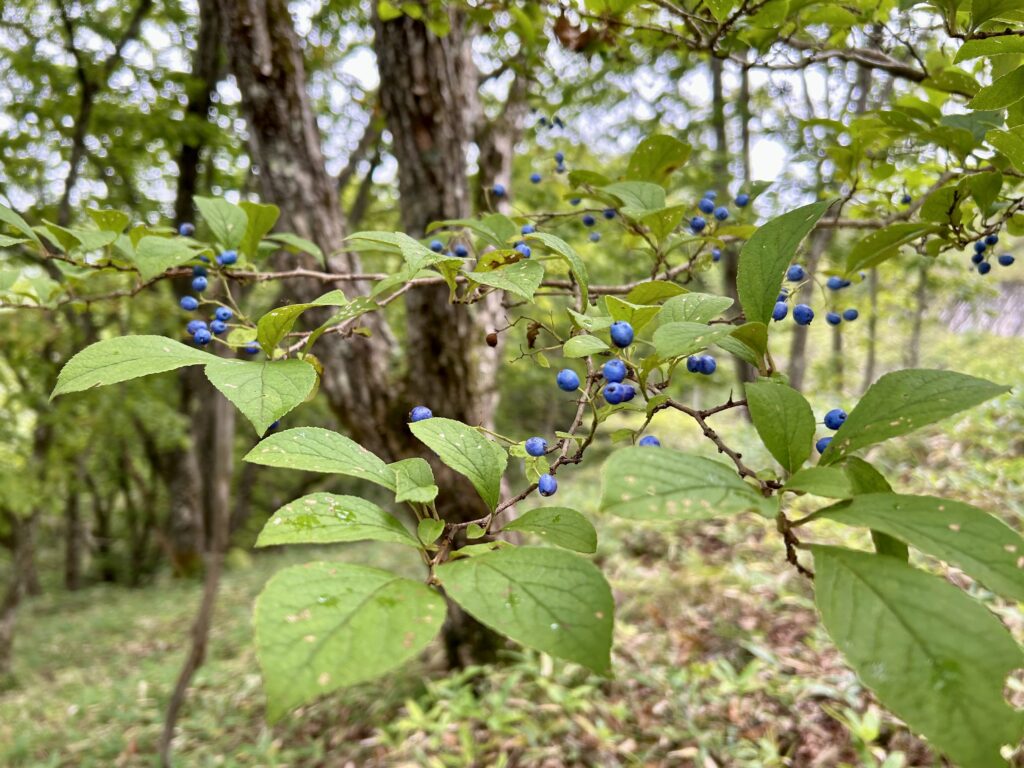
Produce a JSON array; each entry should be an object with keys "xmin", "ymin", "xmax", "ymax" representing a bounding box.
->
[
  {"xmin": 862, "ymin": 266, "xmax": 879, "ymax": 393},
  {"xmin": 64, "ymin": 466, "xmax": 86, "ymax": 590},
  {"xmin": 906, "ymin": 261, "xmax": 928, "ymax": 368},
  {"xmin": 0, "ymin": 512, "xmax": 37, "ymax": 689}
]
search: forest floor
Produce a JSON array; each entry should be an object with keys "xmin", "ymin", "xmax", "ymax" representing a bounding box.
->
[{"xmin": 2, "ymin": 332, "xmax": 1022, "ymax": 768}]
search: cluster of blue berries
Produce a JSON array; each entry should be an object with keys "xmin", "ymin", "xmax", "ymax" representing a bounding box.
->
[
  {"xmin": 815, "ymin": 408, "xmax": 847, "ymax": 454},
  {"xmin": 686, "ymin": 355, "xmax": 717, "ymax": 375},
  {"xmin": 772, "ymin": 291, "xmax": 815, "ymax": 325},
  {"xmin": 691, "ymin": 190, "xmax": 749, "ymax": 235},
  {"xmin": 774, "ymin": 268, "xmax": 860, "ymax": 327},
  {"xmin": 970, "ymin": 231, "xmax": 1015, "ymax": 274}
]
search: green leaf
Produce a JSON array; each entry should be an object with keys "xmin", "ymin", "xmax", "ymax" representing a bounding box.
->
[
  {"xmin": 267, "ymin": 233, "xmax": 325, "ymax": 265},
  {"xmin": 967, "ymin": 171, "xmax": 1003, "ymax": 214},
  {"xmin": 391, "ymin": 458, "xmax": 439, "ymax": 504},
  {"xmin": 971, "ymin": 0, "xmax": 1024, "ymax": 29},
  {"xmin": 466, "ymin": 259, "xmax": 544, "ymax": 301},
  {"xmin": 744, "ymin": 381, "xmax": 815, "ymax": 474},
  {"xmin": 640, "ymin": 205, "xmax": 688, "ymax": 241},
  {"xmin": 563, "ymin": 334, "xmax": 609, "ymax": 358},
  {"xmin": 703, "ymin": 0, "xmax": 736, "ymax": 22},
  {"xmin": 625, "ymin": 280, "xmax": 686, "ymax": 305},
  {"xmin": 604, "ymin": 296, "xmax": 660, "ymax": 332},
  {"xmin": 255, "ymin": 562, "xmax": 445, "ymax": 720},
  {"xmin": 821, "ymin": 369, "xmax": 1009, "ymax": 464},
  {"xmin": 813, "ymin": 546, "xmax": 1024, "ymax": 768},
  {"xmin": 243, "ymin": 427, "xmax": 395, "ymax": 491},
  {"xmin": 134, "ymin": 236, "xmax": 199, "ymax": 280},
  {"xmin": 737, "ymin": 200, "xmax": 833, "ymax": 326},
  {"xmin": 659, "ymin": 292, "xmax": 734, "ymax": 324},
  {"xmin": 436, "ymin": 547, "xmax": 613, "ymax": 673},
  {"xmin": 418, "ymin": 518, "xmax": 444, "ymax": 545},
  {"xmin": 599, "ymin": 446, "xmax": 768, "ymax": 520},
  {"xmin": 239, "ymin": 202, "xmax": 280, "ymax": 260},
  {"xmin": 840, "ymin": 458, "xmax": 905, "ymax": 558},
  {"xmin": 256, "ymin": 290, "xmax": 349, "ymax": 354},
  {"xmin": 87, "ymin": 208, "xmax": 130, "ymax": 233},
  {"xmin": 526, "ymin": 232, "xmax": 590, "ymax": 307},
  {"xmin": 0, "ymin": 203, "xmax": 42, "ymax": 247},
  {"xmin": 968, "ymin": 64, "xmax": 1024, "ymax": 110},
  {"xmin": 51, "ymin": 335, "xmax": 212, "ymax": 399},
  {"xmin": 987, "ymin": 126, "xmax": 1024, "ymax": 172},
  {"xmin": 503, "ymin": 507, "xmax": 597, "ymax": 553},
  {"xmin": 815, "ymin": 494, "xmax": 1024, "ymax": 602},
  {"xmin": 783, "ymin": 466, "xmax": 852, "ymax": 498},
  {"xmin": 652, "ymin": 322, "xmax": 733, "ymax": 360},
  {"xmin": 195, "ymin": 197, "xmax": 248, "ymax": 249},
  {"xmin": 600, "ymin": 181, "xmax": 666, "ymax": 216},
  {"xmin": 256, "ymin": 493, "xmax": 416, "ymax": 548},
  {"xmin": 956, "ymin": 37, "xmax": 1024, "ymax": 62},
  {"xmin": 205, "ymin": 358, "xmax": 317, "ymax": 435},
  {"xmin": 845, "ymin": 222, "xmax": 938, "ymax": 273},
  {"xmin": 716, "ymin": 322, "xmax": 767, "ymax": 369},
  {"xmin": 625, "ymin": 135, "xmax": 691, "ymax": 183},
  {"xmin": 409, "ymin": 418, "xmax": 507, "ymax": 511}
]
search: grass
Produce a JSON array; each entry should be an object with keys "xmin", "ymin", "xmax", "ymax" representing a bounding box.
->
[{"xmin": 3, "ymin": 332, "xmax": 1023, "ymax": 767}]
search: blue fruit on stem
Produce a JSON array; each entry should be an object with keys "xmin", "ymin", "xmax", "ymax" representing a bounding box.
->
[
  {"xmin": 210, "ymin": 320, "xmax": 227, "ymax": 335},
  {"xmin": 638, "ymin": 435, "xmax": 661, "ymax": 447},
  {"xmin": 191, "ymin": 276, "xmax": 208, "ymax": 292},
  {"xmin": 430, "ymin": 239, "xmax": 444, "ymax": 252},
  {"xmin": 998, "ymin": 254, "xmax": 1015, "ymax": 266},
  {"xmin": 409, "ymin": 406, "xmax": 433, "ymax": 422},
  {"xmin": 215, "ymin": 306, "xmax": 233, "ymax": 322},
  {"xmin": 538, "ymin": 473, "xmax": 558, "ymax": 497},
  {"xmin": 974, "ymin": 241, "xmax": 987, "ymax": 253},
  {"xmin": 555, "ymin": 163, "xmax": 566, "ymax": 174},
  {"xmin": 713, "ymin": 206, "xmax": 728, "ymax": 221},
  {"xmin": 826, "ymin": 276, "xmax": 844, "ymax": 290},
  {"xmin": 978, "ymin": 261, "xmax": 992, "ymax": 274},
  {"xmin": 698, "ymin": 198, "xmax": 715, "ymax": 215},
  {"xmin": 554, "ymin": 151, "xmax": 565, "ymax": 164},
  {"xmin": 609, "ymin": 321, "xmax": 634, "ymax": 347},
  {"xmin": 492, "ymin": 183, "xmax": 506, "ymax": 197},
  {"xmin": 786, "ymin": 264, "xmax": 806, "ymax": 281},
  {"xmin": 603, "ymin": 382, "xmax": 625, "ymax": 405},
  {"xmin": 735, "ymin": 193, "xmax": 749, "ymax": 207},
  {"xmin": 589, "ymin": 232, "xmax": 601, "ymax": 242},
  {"xmin": 690, "ymin": 216, "xmax": 706, "ymax": 233},
  {"xmin": 515, "ymin": 243, "xmax": 532, "ymax": 258},
  {"xmin": 971, "ymin": 251, "xmax": 985, "ymax": 265},
  {"xmin": 686, "ymin": 356, "xmax": 701, "ymax": 373},
  {"xmin": 570, "ymin": 198, "xmax": 581, "ymax": 206},
  {"xmin": 521, "ymin": 224, "xmax": 536, "ymax": 235},
  {"xmin": 217, "ymin": 250, "xmax": 237, "ymax": 266},
  {"xmin": 985, "ymin": 234, "xmax": 998, "ymax": 246},
  {"xmin": 602, "ymin": 359, "xmax": 627, "ymax": 383},
  {"xmin": 901, "ymin": 194, "xmax": 912, "ymax": 205},
  {"xmin": 245, "ymin": 342, "xmax": 260, "ymax": 355},
  {"xmin": 816, "ymin": 436, "xmax": 833, "ymax": 454},
  {"xmin": 582, "ymin": 214, "xmax": 596, "ymax": 227},
  {"xmin": 186, "ymin": 320, "xmax": 207, "ymax": 335},
  {"xmin": 793, "ymin": 304, "xmax": 814, "ymax": 325},
  {"xmin": 454, "ymin": 244, "xmax": 469, "ymax": 257},
  {"xmin": 824, "ymin": 408, "xmax": 847, "ymax": 430},
  {"xmin": 703, "ymin": 191, "xmax": 717, "ymax": 200},
  {"xmin": 525, "ymin": 437, "xmax": 547, "ymax": 457},
  {"xmin": 620, "ymin": 384, "xmax": 636, "ymax": 402},
  {"xmin": 193, "ymin": 265, "xmax": 207, "ymax": 277},
  {"xmin": 193, "ymin": 328, "xmax": 212, "ymax": 345},
  {"xmin": 842, "ymin": 308, "xmax": 859, "ymax": 321},
  {"xmin": 530, "ymin": 173, "xmax": 542, "ymax": 184},
  {"xmin": 772, "ymin": 302, "xmax": 788, "ymax": 321},
  {"xmin": 602, "ymin": 208, "xmax": 616, "ymax": 219},
  {"xmin": 180, "ymin": 296, "xmax": 199, "ymax": 311},
  {"xmin": 178, "ymin": 222, "xmax": 195, "ymax": 237},
  {"xmin": 556, "ymin": 368, "xmax": 580, "ymax": 391},
  {"xmin": 711, "ymin": 247, "xmax": 722, "ymax": 262},
  {"xmin": 698, "ymin": 355, "xmax": 717, "ymax": 375},
  {"xmin": 826, "ymin": 312, "xmax": 842, "ymax": 326}
]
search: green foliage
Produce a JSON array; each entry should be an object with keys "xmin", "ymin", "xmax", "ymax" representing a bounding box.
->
[
  {"xmin": 409, "ymin": 418, "xmax": 507, "ymax": 511},
  {"xmin": 254, "ymin": 494, "xmax": 418, "ymax": 548},
  {"xmin": 503, "ymin": 507, "xmax": 598, "ymax": 553},
  {"xmin": 744, "ymin": 381, "xmax": 815, "ymax": 475}
]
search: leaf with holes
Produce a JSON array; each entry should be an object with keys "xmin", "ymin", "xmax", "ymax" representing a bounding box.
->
[
  {"xmin": 256, "ymin": 493, "xmax": 416, "ymax": 548},
  {"xmin": 659, "ymin": 292, "xmax": 734, "ymax": 324},
  {"xmin": 244, "ymin": 427, "xmax": 395, "ymax": 490},
  {"xmin": 410, "ymin": 418, "xmax": 507, "ymax": 511},
  {"xmin": 391, "ymin": 458, "xmax": 439, "ymax": 504},
  {"xmin": 466, "ymin": 259, "xmax": 544, "ymax": 301},
  {"xmin": 504, "ymin": 507, "xmax": 597, "ymax": 553}
]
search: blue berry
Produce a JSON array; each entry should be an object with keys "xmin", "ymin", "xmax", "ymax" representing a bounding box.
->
[
  {"xmin": 686, "ymin": 355, "xmax": 701, "ymax": 373},
  {"xmin": 193, "ymin": 328, "xmax": 212, "ymax": 346},
  {"xmin": 555, "ymin": 163, "xmax": 566, "ymax": 174},
  {"xmin": 210, "ymin": 320, "xmax": 227, "ymax": 335},
  {"xmin": 620, "ymin": 384, "xmax": 636, "ymax": 402},
  {"xmin": 978, "ymin": 261, "xmax": 992, "ymax": 274},
  {"xmin": 816, "ymin": 436, "xmax": 833, "ymax": 454},
  {"xmin": 690, "ymin": 216, "xmax": 706, "ymax": 233},
  {"xmin": 245, "ymin": 342, "xmax": 260, "ymax": 355},
  {"xmin": 638, "ymin": 435, "xmax": 661, "ymax": 447},
  {"xmin": 703, "ymin": 191, "xmax": 717, "ymax": 200},
  {"xmin": 525, "ymin": 437, "xmax": 547, "ymax": 457},
  {"xmin": 842, "ymin": 308, "xmax": 859, "ymax": 321},
  {"xmin": 215, "ymin": 306, "xmax": 233, "ymax": 322},
  {"xmin": 582, "ymin": 214, "xmax": 596, "ymax": 227},
  {"xmin": 985, "ymin": 234, "xmax": 998, "ymax": 246},
  {"xmin": 602, "ymin": 208, "xmax": 616, "ymax": 219},
  {"xmin": 556, "ymin": 369, "xmax": 580, "ymax": 391},
  {"xmin": 735, "ymin": 193, "xmax": 750, "ymax": 207},
  {"xmin": 430, "ymin": 239, "xmax": 444, "ymax": 253},
  {"xmin": 454, "ymin": 244, "xmax": 469, "ymax": 257},
  {"xmin": 409, "ymin": 406, "xmax": 433, "ymax": 422},
  {"xmin": 570, "ymin": 198, "xmax": 581, "ymax": 206},
  {"xmin": 603, "ymin": 382, "xmax": 625, "ymax": 405},
  {"xmin": 793, "ymin": 304, "xmax": 814, "ymax": 325},
  {"xmin": 589, "ymin": 232, "xmax": 601, "ymax": 242},
  {"xmin": 186, "ymin": 320, "xmax": 207, "ymax": 335},
  {"xmin": 530, "ymin": 173, "xmax": 542, "ymax": 184},
  {"xmin": 698, "ymin": 198, "xmax": 715, "ymax": 215},
  {"xmin": 191, "ymin": 276, "xmax": 208, "ymax": 292},
  {"xmin": 824, "ymin": 408, "xmax": 847, "ymax": 430},
  {"xmin": 603, "ymin": 359, "xmax": 627, "ymax": 383},
  {"xmin": 826, "ymin": 276, "xmax": 844, "ymax": 290},
  {"xmin": 772, "ymin": 302, "xmax": 788, "ymax": 321},
  {"xmin": 698, "ymin": 355, "xmax": 717, "ymax": 375},
  {"xmin": 901, "ymin": 194, "xmax": 912, "ymax": 205},
  {"xmin": 521, "ymin": 224, "xmax": 536, "ymax": 235},
  {"xmin": 711, "ymin": 247, "xmax": 722, "ymax": 262},
  {"xmin": 974, "ymin": 241, "xmax": 987, "ymax": 253},
  {"xmin": 538, "ymin": 473, "xmax": 558, "ymax": 497},
  {"xmin": 713, "ymin": 206, "xmax": 729, "ymax": 221},
  {"xmin": 609, "ymin": 321, "xmax": 634, "ymax": 348},
  {"xmin": 554, "ymin": 151, "xmax": 565, "ymax": 164},
  {"xmin": 179, "ymin": 296, "xmax": 199, "ymax": 311},
  {"xmin": 492, "ymin": 184, "xmax": 506, "ymax": 197},
  {"xmin": 178, "ymin": 222, "xmax": 195, "ymax": 237},
  {"xmin": 193, "ymin": 265, "xmax": 207, "ymax": 277},
  {"xmin": 998, "ymin": 254, "xmax": 1015, "ymax": 266},
  {"xmin": 826, "ymin": 312, "xmax": 842, "ymax": 326},
  {"xmin": 786, "ymin": 264, "xmax": 806, "ymax": 281},
  {"xmin": 266, "ymin": 420, "xmax": 280, "ymax": 434},
  {"xmin": 515, "ymin": 243, "xmax": 532, "ymax": 258},
  {"xmin": 971, "ymin": 251, "xmax": 985, "ymax": 265},
  {"xmin": 217, "ymin": 250, "xmax": 237, "ymax": 266}
]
